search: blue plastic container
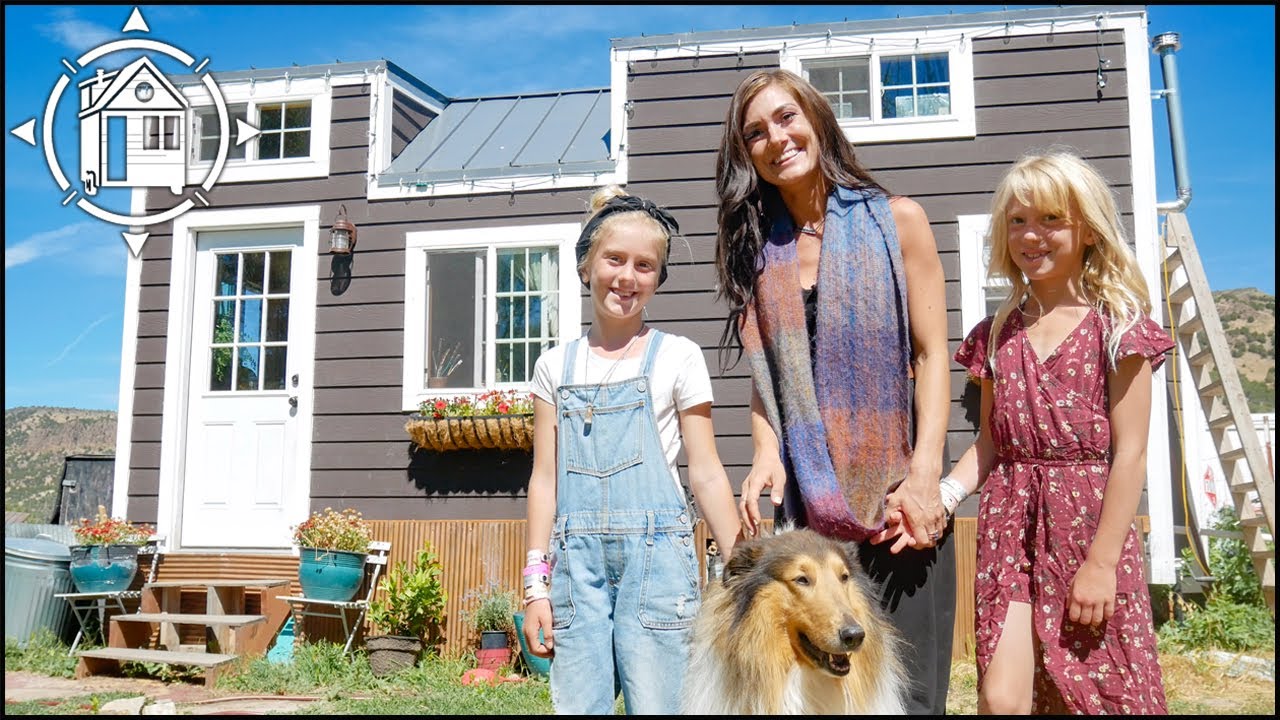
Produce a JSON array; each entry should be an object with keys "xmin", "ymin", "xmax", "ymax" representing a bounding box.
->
[
  {"xmin": 68, "ymin": 544, "xmax": 139, "ymax": 593},
  {"xmin": 297, "ymin": 547, "xmax": 365, "ymax": 601},
  {"xmin": 512, "ymin": 611, "xmax": 552, "ymax": 677}
]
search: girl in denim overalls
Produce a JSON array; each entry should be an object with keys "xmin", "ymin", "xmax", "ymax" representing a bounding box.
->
[{"xmin": 522, "ymin": 187, "xmax": 742, "ymax": 714}]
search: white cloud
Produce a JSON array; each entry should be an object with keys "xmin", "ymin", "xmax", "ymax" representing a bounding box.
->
[
  {"xmin": 4, "ymin": 220, "xmax": 113, "ymax": 269},
  {"xmin": 37, "ymin": 8, "xmax": 117, "ymax": 53}
]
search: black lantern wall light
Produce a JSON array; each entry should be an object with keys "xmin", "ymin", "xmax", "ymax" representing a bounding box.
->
[{"xmin": 329, "ymin": 204, "xmax": 358, "ymax": 254}]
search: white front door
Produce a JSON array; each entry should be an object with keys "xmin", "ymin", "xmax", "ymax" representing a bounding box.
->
[{"xmin": 181, "ymin": 226, "xmax": 311, "ymax": 548}]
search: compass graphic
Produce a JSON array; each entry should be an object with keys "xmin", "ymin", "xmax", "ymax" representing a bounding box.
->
[{"xmin": 8, "ymin": 7, "xmax": 258, "ymax": 256}]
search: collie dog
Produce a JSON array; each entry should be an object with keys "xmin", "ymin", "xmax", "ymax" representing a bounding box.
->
[{"xmin": 681, "ymin": 527, "xmax": 907, "ymax": 714}]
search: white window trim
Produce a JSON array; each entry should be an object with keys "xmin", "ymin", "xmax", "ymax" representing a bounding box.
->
[
  {"xmin": 957, "ymin": 213, "xmax": 994, "ymax": 334},
  {"xmin": 401, "ymin": 222, "xmax": 583, "ymax": 411},
  {"xmin": 781, "ymin": 31, "xmax": 975, "ymax": 144},
  {"xmin": 181, "ymin": 75, "xmax": 333, "ymax": 185}
]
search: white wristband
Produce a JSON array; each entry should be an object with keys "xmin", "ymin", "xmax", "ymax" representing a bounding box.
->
[{"xmin": 938, "ymin": 476, "xmax": 968, "ymax": 517}]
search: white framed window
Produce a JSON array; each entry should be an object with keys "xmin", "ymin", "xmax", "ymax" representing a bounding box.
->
[
  {"xmin": 182, "ymin": 74, "xmax": 333, "ymax": 184},
  {"xmin": 193, "ymin": 104, "xmax": 248, "ymax": 161},
  {"xmin": 782, "ymin": 33, "xmax": 975, "ymax": 144},
  {"xmin": 958, "ymin": 213, "xmax": 1011, "ymax": 335},
  {"xmin": 402, "ymin": 223, "xmax": 583, "ymax": 410}
]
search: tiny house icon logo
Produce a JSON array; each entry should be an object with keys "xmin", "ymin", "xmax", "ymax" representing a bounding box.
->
[{"xmin": 8, "ymin": 6, "xmax": 257, "ymax": 256}]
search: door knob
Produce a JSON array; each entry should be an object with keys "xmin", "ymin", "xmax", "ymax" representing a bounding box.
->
[{"xmin": 288, "ymin": 396, "xmax": 298, "ymax": 408}]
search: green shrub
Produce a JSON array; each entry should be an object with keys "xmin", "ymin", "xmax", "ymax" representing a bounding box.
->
[
  {"xmin": 3, "ymin": 628, "xmax": 78, "ymax": 677},
  {"xmin": 368, "ymin": 542, "xmax": 447, "ymax": 647},
  {"xmin": 1157, "ymin": 594, "xmax": 1274, "ymax": 653}
]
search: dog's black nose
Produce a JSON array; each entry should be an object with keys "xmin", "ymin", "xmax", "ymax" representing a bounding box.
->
[{"xmin": 839, "ymin": 623, "xmax": 865, "ymax": 650}]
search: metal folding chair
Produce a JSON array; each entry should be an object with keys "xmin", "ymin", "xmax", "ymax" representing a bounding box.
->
[
  {"xmin": 56, "ymin": 535, "xmax": 164, "ymax": 654},
  {"xmin": 276, "ymin": 540, "xmax": 391, "ymax": 657}
]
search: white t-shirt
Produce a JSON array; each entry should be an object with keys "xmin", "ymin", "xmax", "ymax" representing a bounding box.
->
[{"xmin": 530, "ymin": 331, "xmax": 714, "ymax": 494}]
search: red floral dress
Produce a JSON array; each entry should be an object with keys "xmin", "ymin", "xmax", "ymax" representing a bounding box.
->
[{"xmin": 955, "ymin": 308, "xmax": 1173, "ymax": 714}]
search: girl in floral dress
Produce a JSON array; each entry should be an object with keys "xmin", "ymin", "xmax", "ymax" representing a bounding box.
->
[{"xmin": 948, "ymin": 152, "xmax": 1171, "ymax": 714}]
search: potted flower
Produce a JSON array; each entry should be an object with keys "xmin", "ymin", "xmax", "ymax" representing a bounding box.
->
[
  {"xmin": 69, "ymin": 505, "xmax": 154, "ymax": 593},
  {"xmin": 292, "ymin": 508, "xmax": 373, "ymax": 601},
  {"xmin": 365, "ymin": 542, "xmax": 448, "ymax": 676},
  {"xmin": 405, "ymin": 389, "xmax": 535, "ymax": 452},
  {"xmin": 463, "ymin": 583, "xmax": 518, "ymax": 671}
]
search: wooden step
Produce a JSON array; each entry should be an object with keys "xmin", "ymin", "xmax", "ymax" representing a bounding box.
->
[
  {"xmin": 144, "ymin": 578, "xmax": 291, "ymax": 589},
  {"xmin": 1167, "ymin": 279, "xmax": 1194, "ymax": 304},
  {"xmin": 1208, "ymin": 413, "xmax": 1236, "ymax": 432},
  {"xmin": 1178, "ymin": 314, "xmax": 1204, "ymax": 335},
  {"xmin": 76, "ymin": 647, "xmax": 237, "ymax": 687},
  {"xmin": 1187, "ymin": 344, "xmax": 1215, "ymax": 368},
  {"xmin": 77, "ymin": 647, "xmax": 236, "ymax": 666},
  {"xmin": 117, "ymin": 613, "xmax": 266, "ymax": 627},
  {"xmin": 1220, "ymin": 447, "xmax": 1248, "ymax": 465}
]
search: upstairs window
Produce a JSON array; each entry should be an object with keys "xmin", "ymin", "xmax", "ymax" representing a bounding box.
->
[
  {"xmin": 194, "ymin": 105, "xmax": 248, "ymax": 161},
  {"xmin": 191, "ymin": 101, "xmax": 312, "ymax": 163},
  {"xmin": 783, "ymin": 36, "xmax": 974, "ymax": 144}
]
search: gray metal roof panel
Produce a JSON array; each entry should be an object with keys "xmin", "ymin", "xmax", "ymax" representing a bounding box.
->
[{"xmin": 384, "ymin": 88, "xmax": 613, "ymax": 182}]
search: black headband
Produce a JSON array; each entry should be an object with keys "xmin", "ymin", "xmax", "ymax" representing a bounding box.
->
[{"xmin": 575, "ymin": 195, "xmax": 680, "ymax": 287}]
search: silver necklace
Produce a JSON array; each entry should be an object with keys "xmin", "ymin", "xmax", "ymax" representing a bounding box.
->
[{"xmin": 584, "ymin": 326, "xmax": 644, "ymax": 427}]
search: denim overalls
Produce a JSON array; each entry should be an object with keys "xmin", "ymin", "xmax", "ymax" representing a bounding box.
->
[{"xmin": 548, "ymin": 330, "xmax": 701, "ymax": 715}]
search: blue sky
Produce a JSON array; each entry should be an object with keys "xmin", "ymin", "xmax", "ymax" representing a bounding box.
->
[{"xmin": 4, "ymin": 4, "xmax": 1275, "ymax": 411}]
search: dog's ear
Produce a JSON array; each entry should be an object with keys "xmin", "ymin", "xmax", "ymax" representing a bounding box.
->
[
  {"xmin": 721, "ymin": 540, "xmax": 765, "ymax": 585},
  {"xmin": 839, "ymin": 540, "xmax": 860, "ymax": 572}
]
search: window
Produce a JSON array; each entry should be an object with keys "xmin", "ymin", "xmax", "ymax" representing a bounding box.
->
[
  {"xmin": 193, "ymin": 102, "xmax": 311, "ymax": 163},
  {"xmin": 878, "ymin": 53, "xmax": 951, "ymax": 119},
  {"xmin": 194, "ymin": 105, "xmax": 248, "ymax": 161},
  {"xmin": 782, "ymin": 35, "xmax": 974, "ymax": 144},
  {"xmin": 403, "ymin": 224, "xmax": 582, "ymax": 409},
  {"xmin": 208, "ymin": 249, "xmax": 292, "ymax": 392},
  {"xmin": 256, "ymin": 102, "xmax": 311, "ymax": 160},
  {"xmin": 957, "ymin": 214, "xmax": 1011, "ymax": 334}
]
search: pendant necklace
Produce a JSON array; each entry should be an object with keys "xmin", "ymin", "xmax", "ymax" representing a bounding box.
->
[{"xmin": 584, "ymin": 325, "xmax": 644, "ymax": 428}]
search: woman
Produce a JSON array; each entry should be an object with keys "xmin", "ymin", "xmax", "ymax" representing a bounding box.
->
[{"xmin": 714, "ymin": 68, "xmax": 955, "ymax": 714}]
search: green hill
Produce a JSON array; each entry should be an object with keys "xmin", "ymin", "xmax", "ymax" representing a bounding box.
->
[
  {"xmin": 4, "ymin": 406, "xmax": 117, "ymax": 522},
  {"xmin": 1212, "ymin": 288, "xmax": 1275, "ymax": 413}
]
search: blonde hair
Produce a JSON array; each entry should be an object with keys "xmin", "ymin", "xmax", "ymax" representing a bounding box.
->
[
  {"xmin": 987, "ymin": 151, "xmax": 1151, "ymax": 370},
  {"xmin": 576, "ymin": 185, "xmax": 672, "ymax": 280}
]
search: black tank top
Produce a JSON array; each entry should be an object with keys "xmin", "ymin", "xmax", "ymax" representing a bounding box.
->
[{"xmin": 803, "ymin": 283, "xmax": 818, "ymax": 367}]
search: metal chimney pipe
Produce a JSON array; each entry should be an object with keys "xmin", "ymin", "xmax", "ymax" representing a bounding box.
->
[{"xmin": 1152, "ymin": 32, "xmax": 1192, "ymax": 214}]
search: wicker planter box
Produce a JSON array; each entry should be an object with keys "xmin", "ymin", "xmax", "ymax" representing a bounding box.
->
[{"xmin": 406, "ymin": 415, "xmax": 534, "ymax": 452}]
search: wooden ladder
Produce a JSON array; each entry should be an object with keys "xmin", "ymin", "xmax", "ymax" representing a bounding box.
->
[{"xmin": 1161, "ymin": 211, "xmax": 1276, "ymax": 612}]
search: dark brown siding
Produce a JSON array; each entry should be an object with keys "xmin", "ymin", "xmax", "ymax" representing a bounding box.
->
[
  {"xmin": 127, "ymin": 27, "xmax": 1137, "ymax": 525},
  {"xmin": 390, "ymin": 90, "xmax": 435, "ymax": 161}
]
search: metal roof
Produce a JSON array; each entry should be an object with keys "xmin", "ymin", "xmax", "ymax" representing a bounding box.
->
[
  {"xmin": 611, "ymin": 5, "xmax": 1146, "ymax": 51},
  {"xmin": 381, "ymin": 87, "xmax": 613, "ymax": 185}
]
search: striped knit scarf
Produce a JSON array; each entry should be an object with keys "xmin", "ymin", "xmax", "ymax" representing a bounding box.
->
[{"xmin": 739, "ymin": 185, "xmax": 912, "ymax": 542}]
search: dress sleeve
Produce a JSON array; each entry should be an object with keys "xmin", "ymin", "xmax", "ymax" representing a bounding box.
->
[
  {"xmin": 1112, "ymin": 315, "xmax": 1176, "ymax": 372},
  {"xmin": 954, "ymin": 316, "xmax": 995, "ymax": 380}
]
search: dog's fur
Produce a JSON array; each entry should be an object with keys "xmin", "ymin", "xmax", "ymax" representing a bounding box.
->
[{"xmin": 681, "ymin": 528, "xmax": 907, "ymax": 714}]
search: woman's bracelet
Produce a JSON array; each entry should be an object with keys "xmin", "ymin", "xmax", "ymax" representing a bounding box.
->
[{"xmin": 938, "ymin": 475, "xmax": 969, "ymax": 518}]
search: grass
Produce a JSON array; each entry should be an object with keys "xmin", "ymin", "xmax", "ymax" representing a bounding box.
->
[
  {"xmin": 5, "ymin": 634, "xmax": 1273, "ymax": 715},
  {"xmin": 943, "ymin": 651, "xmax": 1275, "ymax": 715}
]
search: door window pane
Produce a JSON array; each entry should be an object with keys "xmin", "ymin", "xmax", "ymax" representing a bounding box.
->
[{"xmin": 207, "ymin": 248, "xmax": 292, "ymax": 393}]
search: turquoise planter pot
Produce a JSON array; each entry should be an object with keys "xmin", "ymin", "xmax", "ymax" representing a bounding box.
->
[
  {"xmin": 68, "ymin": 545, "xmax": 140, "ymax": 594},
  {"xmin": 512, "ymin": 611, "xmax": 551, "ymax": 677},
  {"xmin": 298, "ymin": 547, "xmax": 365, "ymax": 601}
]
